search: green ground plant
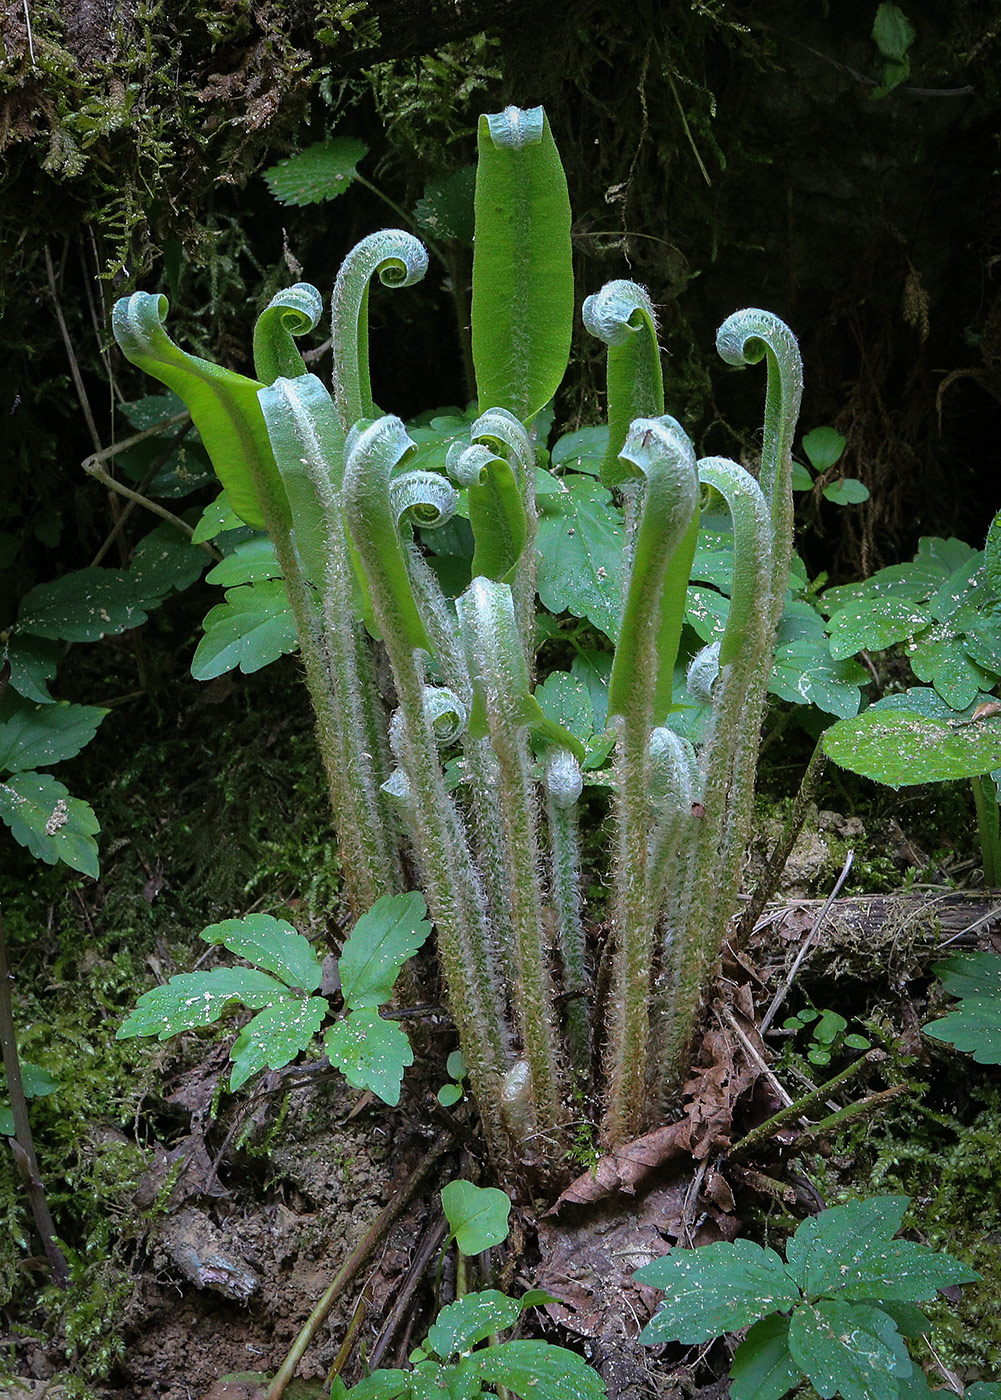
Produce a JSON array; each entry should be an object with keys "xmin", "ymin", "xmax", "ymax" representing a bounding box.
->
[
  {"xmin": 111, "ymin": 102, "xmax": 807, "ymax": 1186},
  {"xmin": 637, "ymin": 1194, "xmax": 983, "ymax": 1400}
]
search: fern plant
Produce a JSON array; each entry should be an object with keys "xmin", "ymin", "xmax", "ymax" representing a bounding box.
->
[{"xmin": 112, "ymin": 105, "xmax": 803, "ymax": 1186}]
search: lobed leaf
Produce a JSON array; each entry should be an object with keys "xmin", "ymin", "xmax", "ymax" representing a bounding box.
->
[
  {"xmin": 228, "ymin": 996, "xmax": 329, "ymax": 1090},
  {"xmin": 822, "ymin": 708, "xmax": 1001, "ymax": 787},
  {"xmin": 117, "ymin": 967, "xmax": 290, "ymax": 1040},
  {"xmin": 200, "ymin": 913, "xmax": 323, "ymax": 992},
  {"xmin": 923, "ymin": 995, "xmax": 1001, "ymax": 1064},
  {"xmin": 0, "ymin": 696, "xmax": 108, "ymax": 774},
  {"xmin": 324, "ymin": 1008, "xmax": 413, "ymax": 1105},
  {"xmin": 828, "ymin": 597, "xmax": 931, "ymax": 661},
  {"xmin": 0, "ymin": 771, "xmax": 101, "ymax": 877},
  {"xmin": 637, "ymin": 1239, "xmax": 800, "ymax": 1345},
  {"xmin": 787, "ymin": 1298, "xmax": 910, "ymax": 1400},
  {"xmin": 784, "ymin": 1196, "xmax": 907, "ymax": 1296},
  {"xmin": 729, "ymin": 1314, "xmax": 803, "ymax": 1400},
  {"xmin": 2, "ymin": 635, "xmax": 60, "ymax": 704},
  {"xmin": 191, "ymin": 581, "xmax": 298, "ymax": 680},
  {"xmin": 337, "ymin": 892, "xmax": 432, "ymax": 1011}
]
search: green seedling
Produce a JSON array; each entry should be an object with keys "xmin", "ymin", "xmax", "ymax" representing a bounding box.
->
[
  {"xmin": 119, "ymin": 892, "xmax": 431, "ymax": 1106},
  {"xmin": 113, "ymin": 102, "xmax": 807, "ymax": 1180},
  {"xmin": 637, "ymin": 1194, "xmax": 980, "ymax": 1400},
  {"xmin": 0, "ymin": 1060, "xmax": 58, "ymax": 1137},
  {"xmin": 922, "ymin": 950, "xmax": 1001, "ymax": 1065},
  {"xmin": 782, "ymin": 1006, "xmax": 871, "ymax": 1067},
  {"xmin": 793, "ymin": 425, "xmax": 869, "ymax": 506},
  {"xmin": 437, "ymin": 1049, "xmax": 468, "ymax": 1107},
  {"xmin": 821, "ymin": 525, "xmax": 1001, "ymax": 886}
]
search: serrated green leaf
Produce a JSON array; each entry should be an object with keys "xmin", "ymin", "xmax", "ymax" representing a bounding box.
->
[
  {"xmin": 129, "ymin": 523, "xmax": 207, "ymax": 605},
  {"xmin": 471, "ymin": 1340, "xmax": 606, "ymax": 1400},
  {"xmin": 769, "ymin": 640, "xmax": 866, "ymax": 719},
  {"xmin": 933, "ymin": 950, "xmax": 1001, "ymax": 999},
  {"xmin": 551, "ymin": 426, "xmax": 609, "ymax": 477},
  {"xmin": 440, "ymin": 1179, "xmax": 511, "ymax": 1254},
  {"xmin": 324, "ymin": 1008, "xmax": 413, "ymax": 1105},
  {"xmin": 3, "ymin": 635, "xmax": 60, "ymax": 703},
  {"xmin": 910, "ymin": 635, "xmax": 989, "ymax": 711},
  {"xmin": 413, "ymin": 165, "xmax": 476, "ymax": 244},
  {"xmin": 117, "ymin": 967, "xmax": 290, "ymax": 1040},
  {"xmin": 536, "ymin": 475, "xmax": 624, "ymax": 640},
  {"xmin": 637, "ymin": 1239, "xmax": 800, "ymax": 1345},
  {"xmin": 0, "ymin": 771, "xmax": 101, "ymax": 876},
  {"xmin": 16, "ymin": 568, "xmax": 148, "ymax": 642},
  {"xmin": 802, "ymin": 427, "xmax": 847, "ymax": 472},
  {"xmin": 340, "ymin": 1371, "xmax": 411, "ymax": 1400},
  {"xmin": 0, "ymin": 696, "xmax": 108, "ymax": 773},
  {"xmin": 338, "ymin": 892, "xmax": 432, "ymax": 1011},
  {"xmin": 200, "ymin": 914, "xmax": 323, "ymax": 992},
  {"xmin": 228, "ymin": 995, "xmax": 328, "ymax": 1089},
  {"xmin": 876, "ymin": 1301, "xmax": 931, "ymax": 1337},
  {"xmin": 730, "ymin": 1314, "xmax": 803, "ymax": 1400},
  {"xmin": 534, "ymin": 671, "xmax": 595, "ymax": 746},
  {"xmin": 835, "ymin": 1239, "xmax": 978, "ymax": 1302},
  {"xmin": 193, "ymin": 490, "xmax": 244, "ymax": 543},
  {"xmin": 788, "ymin": 1298, "xmax": 910, "ymax": 1400},
  {"xmin": 828, "ymin": 597, "xmax": 931, "ymax": 661},
  {"xmin": 263, "ymin": 137, "xmax": 370, "ymax": 206},
  {"xmin": 822, "ymin": 708, "xmax": 1001, "ymax": 786},
  {"xmin": 784, "ymin": 1196, "xmax": 908, "ymax": 1296},
  {"xmin": 426, "ymin": 1290, "xmax": 523, "ymax": 1359},
  {"xmin": 191, "ymin": 581, "xmax": 298, "ymax": 680},
  {"xmin": 985, "ymin": 511, "xmax": 1001, "ymax": 594},
  {"xmin": 923, "ymin": 996, "xmax": 1001, "ymax": 1064},
  {"xmin": 961, "ymin": 620, "xmax": 1001, "ymax": 680},
  {"xmin": 205, "ymin": 537, "xmax": 283, "ymax": 586}
]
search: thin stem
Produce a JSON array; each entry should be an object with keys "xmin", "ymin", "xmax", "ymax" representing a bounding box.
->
[{"xmin": 0, "ymin": 907, "xmax": 71, "ymax": 1289}]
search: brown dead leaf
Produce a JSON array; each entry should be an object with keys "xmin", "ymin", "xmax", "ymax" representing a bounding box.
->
[{"xmin": 548, "ymin": 1120, "xmax": 692, "ymax": 1211}]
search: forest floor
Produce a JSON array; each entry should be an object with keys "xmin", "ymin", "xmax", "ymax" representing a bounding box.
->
[{"xmin": 3, "ymin": 647, "xmax": 1001, "ymax": 1400}]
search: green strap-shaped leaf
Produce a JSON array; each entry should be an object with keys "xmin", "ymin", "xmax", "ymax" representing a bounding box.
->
[
  {"xmin": 715, "ymin": 309, "xmax": 802, "ymax": 512},
  {"xmin": 471, "ymin": 106, "xmax": 573, "ymax": 422},
  {"xmin": 112, "ymin": 292, "xmax": 288, "ymax": 533},
  {"xmin": 456, "ymin": 576, "xmax": 584, "ymax": 760},
  {"xmin": 342, "ymin": 417, "xmax": 430, "ymax": 652},
  {"xmin": 447, "ymin": 441, "xmax": 527, "ymax": 582},
  {"xmin": 582, "ymin": 280, "xmax": 665, "ymax": 489},
  {"xmin": 331, "ymin": 230, "xmax": 429, "ymax": 429},
  {"xmin": 607, "ymin": 417, "xmax": 699, "ymax": 724},
  {"xmin": 252, "ymin": 282, "xmax": 324, "ymax": 385},
  {"xmin": 697, "ymin": 457, "xmax": 771, "ymax": 667}
]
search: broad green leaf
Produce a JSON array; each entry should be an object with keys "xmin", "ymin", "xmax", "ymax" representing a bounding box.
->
[
  {"xmin": 637, "ymin": 1239, "xmax": 800, "ymax": 1345},
  {"xmin": 934, "ymin": 950, "xmax": 1001, "ymax": 1000},
  {"xmin": 788, "ymin": 1298, "xmax": 910, "ymax": 1400},
  {"xmin": 129, "ymin": 523, "xmax": 207, "ymax": 606},
  {"xmin": 440, "ymin": 1179, "xmax": 511, "ymax": 1254},
  {"xmin": 414, "ymin": 165, "xmax": 476, "ymax": 244},
  {"xmin": 784, "ymin": 1196, "xmax": 908, "ymax": 1296},
  {"xmin": 117, "ymin": 967, "xmax": 289, "ymax": 1039},
  {"xmin": 828, "ymin": 597, "xmax": 931, "ymax": 661},
  {"xmin": 3, "ymin": 635, "xmax": 60, "ymax": 704},
  {"xmin": 324, "ymin": 1008, "xmax": 413, "ymax": 1105},
  {"xmin": 571, "ymin": 649, "xmax": 611, "ymax": 732},
  {"xmin": 769, "ymin": 640, "xmax": 866, "ymax": 719},
  {"xmin": 118, "ymin": 433, "xmax": 215, "ymax": 500},
  {"xmin": 896, "ymin": 1369, "xmax": 941, "ymax": 1400},
  {"xmin": 338, "ymin": 892, "xmax": 432, "ymax": 1011},
  {"xmin": 191, "ymin": 581, "xmax": 298, "ymax": 680},
  {"xmin": 228, "ymin": 996, "xmax": 329, "ymax": 1090},
  {"xmin": 471, "ymin": 1340, "xmax": 606, "ymax": 1400},
  {"xmin": 962, "ymin": 620, "xmax": 1001, "ymax": 679},
  {"xmin": 832, "ymin": 1239, "xmax": 978, "ymax": 1302},
  {"xmin": 193, "ymin": 490, "xmax": 244, "ymax": 543},
  {"xmin": 0, "ymin": 1060, "xmax": 61, "ymax": 1132},
  {"xmin": 0, "ymin": 696, "xmax": 107, "ymax": 773},
  {"xmin": 536, "ymin": 474, "xmax": 623, "ymax": 639},
  {"xmin": 0, "ymin": 771, "xmax": 100, "ymax": 877},
  {"xmin": 471, "ymin": 106, "xmax": 574, "ymax": 423},
  {"xmin": 338, "ymin": 1373, "xmax": 410, "ymax": 1400},
  {"xmin": 822, "ymin": 479, "xmax": 869, "ymax": 506},
  {"xmin": 685, "ymin": 584, "xmax": 730, "ymax": 643},
  {"xmin": 113, "ymin": 292, "xmax": 290, "ymax": 533},
  {"xmin": 437, "ymin": 1083, "xmax": 462, "ymax": 1107},
  {"xmin": 967, "ymin": 1386, "xmax": 1001, "ymax": 1400},
  {"xmin": 876, "ymin": 1301, "xmax": 931, "ymax": 1337},
  {"xmin": 822, "ymin": 707, "xmax": 1001, "ymax": 786},
  {"xmin": 534, "ymin": 671, "xmax": 595, "ymax": 747},
  {"xmin": 426, "ymin": 1290, "xmax": 522, "ymax": 1359},
  {"xmin": 791, "ymin": 460, "xmax": 814, "ymax": 491},
  {"xmin": 200, "ymin": 914, "xmax": 323, "ymax": 992},
  {"xmin": 551, "ymin": 426, "xmax": 609, "ymax": 477},
  {"xmin": 923, "ymin": 995, "xmax": 1001, "ymax": 1064},
  {"xmin": 263, "ymin": 138, "xmax": 370, "ymax": 206},
  {"xmin": 205, "ymin": 536, "xmax": 283, "ymax": 587},
  {"xmin": 910, "ymin": 635, "xmax": 990, "ymax": 711},
  {"xmin": 16, "ymin": 568, "xmax": 147, "ymax": 642},
  {"xmin": 802, "ymin": 427, "xmax": 846, "ymax": 471},
  {"xmin": 730, "ymin": 1314, "xmax": 803, "ymax": 1400},
  {"xmin": 985, "ymin": 510, "xmax": 1001, "ymax": 594},
  {"xmin": 873, "ymin": 2, "xmax": 915, "ymax": 61}
]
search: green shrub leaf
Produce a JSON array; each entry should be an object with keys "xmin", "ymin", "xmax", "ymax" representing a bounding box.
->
[
  {"xmin": 200, "ymin": 914, "xmax": 323, "ymax": 992},
  {"xmin": 229, "ymin": 997, "xmax": 329, "ymax": 1090},
  {"xmin": 788, "ymin": 1299, "xmax": 910, "ymax": 1400},
  {"xmin": 129, "ymin": 523, "xmax": 207, "ymax": 605},
  {"xmin": 16, "ymin": 568, "xmax": 148, "ymax": 642},
  {"xmin": 822, "ymin": 479, "xmax": 869, "ymax": 506},
  {"xmin": 2, "ymin": 635, "xmax": 60, "ymax": 703},
  {"xmin": 637, "ymin": 1239, "xmax": 800, "ymax": 1344},
  {"xmin": 440, "ymin": 1179, "xmax": 511, "ymax": 1254},
  {"xmin": 263, "ymin": 138, "xmax": 370, "ymax": 207},
  {"xmin": 828, "ymin": 597, "xmax": 931, "ymax": 661},
  {"xmin": 205, "ymin": 537, "xmax": 283, "ymax": 587},
  {"xmin": 191, "ymin": 581, "xmax": 298, "ymax": 680},
  {"xmin": 324, "ymin": 1009, "xmax": 413, "ymax": 1105},
  {"xmin": 337, "ymin": 891, "xmax": 432, "ymax": 1011},
  {"xmin": 117, "ymin": 967, "xmax": 290, "ymax": 1039},
  {"xmin": 470, "ymin": 1340, "xmax": 606, "ymax": 1400},
  {"xmin": 785, "ymin": 1196, "xmax": 908, "ymax": 1296},
  {"xmin": 729, "ymin": 1314, "xmax": 802, "ymax": 1400},
  {"xmin": 536, "ymin": 474, "xmax": 624, "ymax": 640},
  {"xmin": 0, "ymin": 771, "xmax": 101, "ymax": 876},
  {"xmin": 822, "ymin": 707, "xmax": 1001, "ymax": 786},
  {"xmin": 425, "ymin": 1290, "xmax": 523, "ymax": 1359},
  {"xmin": 0, "ymin": 696, "xmax": 108, "ymax": 773}
]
